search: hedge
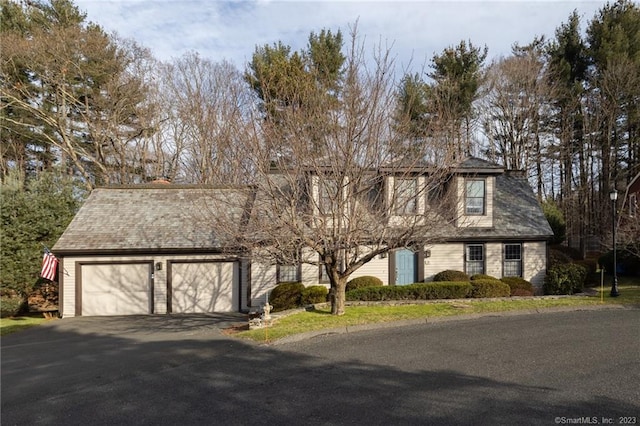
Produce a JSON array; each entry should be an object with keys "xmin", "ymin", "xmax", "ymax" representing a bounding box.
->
[
  {"xmin": 269, "ymin": 282, "xmax": 305, "ymax": 312},
  {"xmin": 469, "ymin": 279, "xmax": 511, "ymax": 298},
  {"xmin": 470, "ymin": 274, "xmax": 499, "ymax": 281},
  {"xmin": 500, "ymin": 277, "xmax": 534, "ymax": 296},
  {"xmin": 0, "ymin": 296, "xmax": 24, "ymax": 318},
  {"xmin": 544, "ymin": 264, "xmax": 587, "ymax": 295},
  {"xmin": 346, "ymin": 276, "xmax": 383, "ymax": 292},
  {"xmin": 301, "ymin": 285, "xmax": 329, "ymax": 305},
  {"xmin": 346, "ymin": 282, "xmax": 472, "ymax": 301},
  {"xmin": 433, "ymin": 270, "xmax": 470, "ymax": 282}
]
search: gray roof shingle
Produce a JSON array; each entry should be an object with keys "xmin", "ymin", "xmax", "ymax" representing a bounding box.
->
[
  {"xmin": 456, "ymin": 171, "xmax": 553, "ymax": 240},
  {"xmin": 53, "ymin": 186, "xmax": 251, "ymax": 253}
]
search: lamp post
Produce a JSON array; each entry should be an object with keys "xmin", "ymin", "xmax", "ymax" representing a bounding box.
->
[{"xmin": 610, "ymin": 189, "xmax": 620, "ymax": 297}]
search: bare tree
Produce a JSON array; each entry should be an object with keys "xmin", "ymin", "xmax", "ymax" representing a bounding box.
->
[
  {"xmin": 211, "ymin": 28, "xmax": 461, "ymax": 315},
  {"xmin": 159, "ymin": 53, "xmax": 257, "ymax": 184}
]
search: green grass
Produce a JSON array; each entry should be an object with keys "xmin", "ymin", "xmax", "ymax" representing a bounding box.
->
[
  {"xmin": 237, "ymin": 286, "xmax": 640, "ymax": 343},
  {"xmin": 0, "ymin": 315, "xmax": 47, "ymax": 336}
]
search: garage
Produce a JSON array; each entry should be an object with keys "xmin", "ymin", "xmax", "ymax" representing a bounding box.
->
[
  {"xmin": 168, "ymin": 261, "xmax": 238, "ymax": 313},
  {"xmin": 80, "ymin": 262, "xmax": 153, "ymax": 316}
]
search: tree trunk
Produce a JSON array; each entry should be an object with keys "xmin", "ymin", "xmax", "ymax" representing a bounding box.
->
[{"xmin": 330, "ymin": 278, "xmax": 347, "ymax": 315}]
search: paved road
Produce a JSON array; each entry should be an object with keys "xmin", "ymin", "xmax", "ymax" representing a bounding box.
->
[{"xmin": 2, "ymin": 309, "xmax": 639, "ymax": 425}]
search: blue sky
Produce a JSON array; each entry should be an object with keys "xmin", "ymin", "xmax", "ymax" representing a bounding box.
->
[{"xmin": 73, "ymin": 0, "xmax": 605, "ymax": 74}]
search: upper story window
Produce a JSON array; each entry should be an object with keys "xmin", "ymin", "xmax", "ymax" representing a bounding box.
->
[
  {"xmin": 394, "ymin": 178, "xmax": 418, "ymax": 215},
  {"xmin": 630, "ymin": 194, "xmax": 637, "ymax": 218},
  {"xmin": 465, "ymin": 179, "xmax": 485, "ymax": 215},
  {"xmin": 319, "ymin": 178, "xmax": 341, "ymax": 215}
]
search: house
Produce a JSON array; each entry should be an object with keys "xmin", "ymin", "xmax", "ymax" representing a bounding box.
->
[{"xmin": 53, "ymin": 157, "xmax": 553, "ymax": 317}]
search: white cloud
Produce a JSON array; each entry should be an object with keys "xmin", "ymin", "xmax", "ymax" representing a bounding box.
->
[{"xmin": 73, "ymin": 0, "xmax": 605, "ymax": 74}]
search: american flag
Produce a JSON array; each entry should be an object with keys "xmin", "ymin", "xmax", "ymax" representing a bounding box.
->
[{"xmin": 41, "ymin": 249, "xmax": 58, "ymax": 281}]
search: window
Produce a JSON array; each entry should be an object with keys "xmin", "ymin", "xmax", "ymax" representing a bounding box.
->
[
  {"xmin": 319, "ymin": 178, "xmax": 341, "ymax": 215},
  {"xmin": 277, "ymin": 263, "xmax": 300, "ymax": 283},
  {"xmin": 503, "ymin": 243, "xmax": 522, "ymax": 277},
  {"xmin": 394, "ymin": 178, "xmax": 418, "ymax": 215},
  {"xmin": 465, "ymin": 179, "xmax": 485, "ymax": 215},
  {"xmin": 630, "ymin": 194, "xmax": 637, "ymax": 218},
  {"xmin": 319, "ymin": 263, "xmax": 329, "ymax": 283},
  {"xmin": 465, "ymin": 244, "xmax": 485, "ymax": 276}
]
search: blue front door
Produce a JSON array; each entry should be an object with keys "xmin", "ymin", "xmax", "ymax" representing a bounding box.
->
[{"xmin": 395, "ymin": 249, "xmax": 416, "ymax": 285}]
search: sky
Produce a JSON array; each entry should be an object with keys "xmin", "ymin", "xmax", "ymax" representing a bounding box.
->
[{"xmin": 72, "ymin": 0, "xmax": 606, "ymax": 74}]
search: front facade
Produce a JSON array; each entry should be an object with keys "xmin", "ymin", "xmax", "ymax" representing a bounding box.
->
[{"xmin": 54, "ymin": 157, "xmax": 553, "ymax": 317}]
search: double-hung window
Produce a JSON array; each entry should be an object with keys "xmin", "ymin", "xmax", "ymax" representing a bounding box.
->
[
  {"xmin": 278, "ymin": 251, "xmax": 300, "ymax": 282},
  {"xmin": 465, "ymin": 179, "xmax": 485, "ymax": 215},
  {"xmin": 503, "ymin": 243, "xmax": 522, "ymax": 277},
  {"xmin": 394, "ymin": 178, "xmax": 418, "ymax": 215},
  {"xmin": 319, "ymin": 178, "xmax": 341, "ymax": 216},
  {"xmin": 465, "ymin": 244, "xmax": 485, "ymax": 276}
]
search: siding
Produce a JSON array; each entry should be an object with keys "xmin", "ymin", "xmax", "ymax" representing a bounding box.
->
[
  {"xmin": 456, "ymin": 176, "xmax": 494, "ymax": 228},
  {"xmin": 524, "ymin": 241, "xmax": 547, "ymax": 290},
  {"xmin": 348, "ymin": 255, "xmax": 389, "ymax": 286},
  {"xmin": 424, "ymin": 243, "xmax": 464, "ymax": 281},
  {"xmin": 249, "ymin": 260, "xmax": 277, "ymax": 307},
  {"xmin": 485, "ymin": 243, "xmax": 502, "ymax": 278}
]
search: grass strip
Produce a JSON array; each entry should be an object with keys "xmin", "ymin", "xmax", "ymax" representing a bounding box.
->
[{"xmin": 237, "ymin": 286, "xmax": 640, "ymax": 343}]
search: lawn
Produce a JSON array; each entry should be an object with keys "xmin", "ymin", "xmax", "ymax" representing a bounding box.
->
[
  {"xmin": 237, "ymin": 285, "xmax": 640, "ymax": 343},
  {"xmin": 0, "ymin": 315, "xmax": 48, "ymax": 336}
]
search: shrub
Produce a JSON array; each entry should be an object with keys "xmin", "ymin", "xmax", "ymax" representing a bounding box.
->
[
  {"xmin": 0, "ymin": 296, "xmax": 24, "ymax": 318},
  {"xmin": 544, "ymin": 264, "xmax": 587, "ymax": 295},
  {"xmin": 469, "ymin": 279, "xmax": 511, "ymax": 298},
  {"xmin": 598, "ymin": 249, "xmax": 640, "ymax": 276},
  {"xmin": 301, "ymin": 285, "xmax": 329, "ymax": 305},
  {"xmin": 548, "ymin": 246, "xmax": 573, "ymax": 267},
  {"xmin": 500, "ymin": 277, "xmax": 534, "ymax": 296},
  {"xmin": 346, "ymin": 282, "xmax": 472, "ymax": 301},
  {"xmin": 471, "ymin": 274, "xmax": 499, "ymax": 281},
  {"xmin": 346, "ymin": 276, "xmax": 383, "ymax": 292},
  {"xmin": 511, "ymin": 288, "xmax": 534, "ymax": 297},
  {"xmin": 269, "ymin": 282, "xmax": 304, "ymax": 312},
  {"xmin": 433, "ymin": 270, "xmax": 469, "ymax": 282}
]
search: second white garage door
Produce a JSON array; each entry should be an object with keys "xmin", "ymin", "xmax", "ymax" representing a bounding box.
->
[{"xmin": 169, "ymin": 261, "xmax": 238, "ymax": 313}]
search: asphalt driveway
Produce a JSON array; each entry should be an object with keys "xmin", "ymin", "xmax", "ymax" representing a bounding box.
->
[{"xmin": 2, "ymin": 309, "xmax": 638, "ymax": 425}]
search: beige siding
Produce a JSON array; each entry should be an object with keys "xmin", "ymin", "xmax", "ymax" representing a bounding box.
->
[
  {"xmin": 424, "ymin": 243, "xmax": 464, "ymax": 281},
  {"xmin": 349, "ymin": 255, "xmax": 389, "ymax": 286},
  {"xmin": 456, "ymin": 176, "xmax": 494, "ymax": 228},
  {"xmin": 250, "ymin": 260, "xmax": 277, "ymax": 307},
  {"xmin": 524, "ymin": 241, "xmax": 547, "ymax": 290},
  {"xmin": 485, "ymin": 243, "xmax": 503, "ymax": 278},
  {"xmin": 301, "ymin": 247, "xmax": 319, "ymax": 285},
  {"xmin": 60, "ymin": 254, "xmax": 239, "ymax": 318}
]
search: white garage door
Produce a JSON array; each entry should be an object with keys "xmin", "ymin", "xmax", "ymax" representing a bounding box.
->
[
  {"xmin": 170, "ymin": 261, "xmax": 238, "ymax": 313},
  {"xmin": 81, "ymin": 263, "xmax": 152, "ymax": 316}
]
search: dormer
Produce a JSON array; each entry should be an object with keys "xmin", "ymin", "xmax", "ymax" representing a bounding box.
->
[{"xmin": 453, "ymin": 157, "xmax": 504, "ymax": 228}]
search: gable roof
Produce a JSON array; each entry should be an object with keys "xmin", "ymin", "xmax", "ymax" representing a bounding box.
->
[
  {"xmin": 53, "ymin": 185, "xmax": 252, "ymax": 255},
  {"xmin": 455, "ymin": 171, "xmax": 553, "ymax": 240},
  {"xmin": 453, "ymin": 156, "xmax": 505, "ymax": 174}
]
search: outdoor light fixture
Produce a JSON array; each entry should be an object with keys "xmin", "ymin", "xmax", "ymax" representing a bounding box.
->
[
  {"xmin": 609, "ymin": 189, "xmax": 620, "ymax": 297},
  {"xmin": 155, "ymin": 262, "xmax": 163, "ymax": 271}
]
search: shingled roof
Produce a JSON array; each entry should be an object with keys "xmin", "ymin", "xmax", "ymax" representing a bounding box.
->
[
  {"xmin": 456, "ymin": 171, "xmax": 553, "ymax": 240},
  {"xmin": 53, "ymin": 186, "xmax": 252, "ymax": 254}
]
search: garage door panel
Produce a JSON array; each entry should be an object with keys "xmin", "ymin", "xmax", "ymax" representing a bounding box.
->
[
  {"xmin": 171, "ymin": 262, "xmax": 237, "ymax": 313},
  {"xmin": 81, "ymin": 263, "xmax": 152, "ymax": 316}
]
